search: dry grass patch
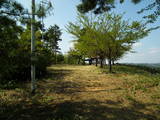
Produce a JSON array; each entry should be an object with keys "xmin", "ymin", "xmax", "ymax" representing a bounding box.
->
[{"xmin": 0, "ymin": 64, "xmax": 159, "ymax": 120}]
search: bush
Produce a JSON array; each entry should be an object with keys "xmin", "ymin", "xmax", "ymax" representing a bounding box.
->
[{"xmin": 0, "ymin": 48, "xmax": 53, "ymax": 89}]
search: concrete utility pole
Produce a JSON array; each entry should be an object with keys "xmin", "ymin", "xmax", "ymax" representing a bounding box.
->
[{"xmin": 31, "ymin": 0, "xmax": 36, "ymax": 94}]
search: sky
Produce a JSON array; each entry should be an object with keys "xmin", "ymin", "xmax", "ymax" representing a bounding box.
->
[{"xmin": 17, "ymin": 0, "xmax": 160, "ymax": 63}]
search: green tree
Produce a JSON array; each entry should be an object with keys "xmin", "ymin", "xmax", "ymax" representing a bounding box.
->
[
  {"xmin": 0, "ymin": 0, "xmax": 25, "ymax": 85},
  {"xmin": 56, "ymin": 53, "xmax": 65, "ymax": 64},
  {"xmin": 0, "ymin": 0, "xmax": 26, "ymax": 17},
  {"xmin": 44, "ymin": 25, "xmax": 62, "ymax": 64},
  {"xmin": 0, "ymin": 0, "xmax": 56, "ymax": 90},
  {"xmin": 44, "ymin": 25, "xmax": 62, "ymax": 52},
  {"xmin": 67, "ymin": 48, "xmax": 84, "ymax": 64},
  {"xmin": 67, "ymin": 13, "xmax": 149, "ymax": 72}
]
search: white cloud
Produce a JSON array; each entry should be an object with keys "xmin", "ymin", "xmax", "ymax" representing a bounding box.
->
[
  {"xmin": 118, "ymin": 47, "xmax": 160, "ymax": 63},
  {"xmin": 149, "ymin": 48, "xmax": 160, "ymax": 54}
]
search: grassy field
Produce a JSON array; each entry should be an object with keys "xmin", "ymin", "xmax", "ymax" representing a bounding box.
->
[{"xmin": 0, "ymin": 65, "xmax": 160, "ymax": 120}]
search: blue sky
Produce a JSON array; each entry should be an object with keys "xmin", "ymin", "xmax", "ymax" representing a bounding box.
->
[{"xmin": 17, "ymin": 0, "xmax": 160, "ymax": 63}]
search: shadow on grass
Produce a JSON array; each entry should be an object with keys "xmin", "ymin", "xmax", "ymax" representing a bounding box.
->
[
  {"xmin": 37, "ymin": 68, "xmax": 84, "ymax": 95},
  {"xmin": 0, "ymin": 66, "xmax": 159, "ymax": 120},
  {"xmin": 43, "ymin": 68, "xmax": 73, "ymax": 81},
  {"xmin": 0, "ymin": 67, "xmax": 73, "ymax": 91},
  {"xmin": 40, "ymin": 67, "xmax": 123, "ymax": 95},
  {"xmin": 0, "ymin": 98, "xmax": 159, "ymax": 120}
]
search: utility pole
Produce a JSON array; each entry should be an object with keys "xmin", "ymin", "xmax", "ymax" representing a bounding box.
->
[{"xmin": 31, "ymin": 0, "xmax": 36, "ymax": 94}]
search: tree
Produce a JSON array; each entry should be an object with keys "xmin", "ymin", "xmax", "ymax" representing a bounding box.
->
[
  {"xmin": 67, "ymin": 13, "xmax": 149, "ymax": 72},
  {"xmin": 56, "ymin": 53, "xmax": 65, "ymax": 64},
  {"xmin": 0, "ymin": 0, "xmax": 25, "ymax": 85},
  {"xmin": 68, "ymin": 48, "xmax": 83, "ymax": 64},
  {"xmin": 0, "ymin": 16, "xmax": 53, "ymax": 87},
  {"xmin": 44, "ymin": 25, "xmax": 62, "ymax": 52},
  {"xmin": 78, "ymin": 0, "xmax": 160, "ymax": 23},
  {"xmin": 77, "ymin": 0, "xmax": 141, "ymax": 14},
  {"xmin": 0, "ymin": 0, "xmax": 56, "ymax": 89},
  {"xmin": 137, "ymin": 0, "xmax": 160, "ymax": 23},
  {"xmin": 44, "ymin": 25, "xmax": 62, "ymax": 64},
  {"xmin": 0, "ymin": 0, "xmax": 27, "ymax": 17}
]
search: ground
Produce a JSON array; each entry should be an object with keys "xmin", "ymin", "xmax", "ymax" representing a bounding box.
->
[{"xmin": 0, "ymin": 65, "xmax": 160, "ymax": 120}]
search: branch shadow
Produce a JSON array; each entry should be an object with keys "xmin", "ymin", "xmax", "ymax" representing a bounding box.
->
[
  {"xmin": 0, "ymin": 98, "xmax": 159, "ymax": 120},
  {"xmin": 43, "ymin": 68, "xmax": 73, "ymax": 81},
  {"xmin": 1, "ymin": 66, "xmax": 159, "ymax": 120},
  {"xmin": 37, "ymin": 68, "xmax": 83, "ymax": 95}
]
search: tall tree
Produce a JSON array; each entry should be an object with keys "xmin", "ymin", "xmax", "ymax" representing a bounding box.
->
[
  {"xmin": 0, "ymin": 0, "xmax": 24, "ymax": 84},
  {"xmin": 67, "ymin": 13, "xmax": 149, "ymax": 72},
  {"xmin": 0, "ymin": 0, "xmax": 55, "ymax": 90},
  {"xmin": 44, "ymin": 25, "xmax": 62, "ymax": 64}
]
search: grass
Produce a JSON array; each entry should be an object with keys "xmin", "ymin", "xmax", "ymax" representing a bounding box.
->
[{"xmin": 0, "ymin": 64, "xmax": 160, "ymax": 120}]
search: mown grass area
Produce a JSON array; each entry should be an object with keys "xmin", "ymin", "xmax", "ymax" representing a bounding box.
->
[
  {"xmin": 103, "ymin": 65, "xmax": 160, "ymax": 92},
  {"xmin": 0, "ymin": 65, "xmax": 160, "ymax": 120}
]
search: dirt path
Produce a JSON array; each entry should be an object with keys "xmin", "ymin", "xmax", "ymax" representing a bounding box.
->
[
  {"xmin": 39, "ymin": 65, "xmax": 124, "ymax": 101},
  {"xmin": 36, "ymin": 65, "xmax": 159, "ymax": 120},
  {"xmin": 1, "ymin": 65, "xmax": 159, "ymax": 120}
]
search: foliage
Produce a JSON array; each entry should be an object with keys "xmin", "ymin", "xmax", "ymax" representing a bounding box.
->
[
  {"xmin": 78, "ymin": 0, "xmax": 160, "ymax": 25},
  {"xmin": 56, "ymin": 53, "xmax": 65, "ymax": 64},
  {"xmin": 44, "ymin": 25, "xmax": 62, "ymax": 53},
  {"xmin": 0, "ymin": 0, "xmax": 24, "ymax": 85},
  {"xmin": 0, "ymin": 0, "xmax": 27, "ymax": 17},
  {"xmin": 36, "ymin": 0, "xmax": 53, "ymax": 18},
  {"xmin": 77, "ymin": 0, "xmax": 141, "ymax": 14},
  {"xmin": 0, "ymin": 0, "xmax": 61, "ymax": 88},
  {"xmin": 67, "ymin": 48, "xmax": 84, "ymax": 64},
  {"xmin": 66, "ymin": 13, "xmax": 149, "ymax": 72},
  {"xmin": 137, "ymin": 0, "xmax": 160, "ymax": 23},
  {"xmin": 0, "ymin": 21, "xmax": 53, "ymax": 87}
]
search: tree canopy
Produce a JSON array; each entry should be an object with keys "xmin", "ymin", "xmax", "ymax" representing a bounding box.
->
[
  {"xmin": 67, "ymin": 13, "xmax": 149, "ymax": 72},
  {"xmin": 77, "ymin": 0, "xmax": 141, "ymax": 14},
  {"xmin": 77, "ymin": 0, "xmax": 160, "ymax": 23},
  {"xmin": 0, "ymin": 0, "xmax": 62, "ymax": 88}
]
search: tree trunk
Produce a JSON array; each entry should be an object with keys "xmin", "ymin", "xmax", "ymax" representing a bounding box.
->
[
  {"xmin": 82, "ymin": 58, "xmax": 86, "ymax": 65},
  {"xmin": 112, "ymin": 60, "xmax": 115, "ymax": 65},
  {"xmin": 89, "ymin": 59, "xmax": 92, "ymax": 65},
  {"xmin": 55, "ymin": 51, "xmax": 57, "ymax": 64},
  {"xmin": 109, "ymin": 59, "xmax": 112, "ymax": 73},
  {"xmin": 78, "ymin": 58, "xmax": 81, "ymax": 64},
  {"xmin": 100, "ymin": 59, "xmax": 103, "ymax": 68},
  {"xmin": 96, "ymin": 58, "xmax": 98, "ymax": 67},
  {"xmin": 108, "ymin": 48, "xmax": 112, "ymax": 73}
]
